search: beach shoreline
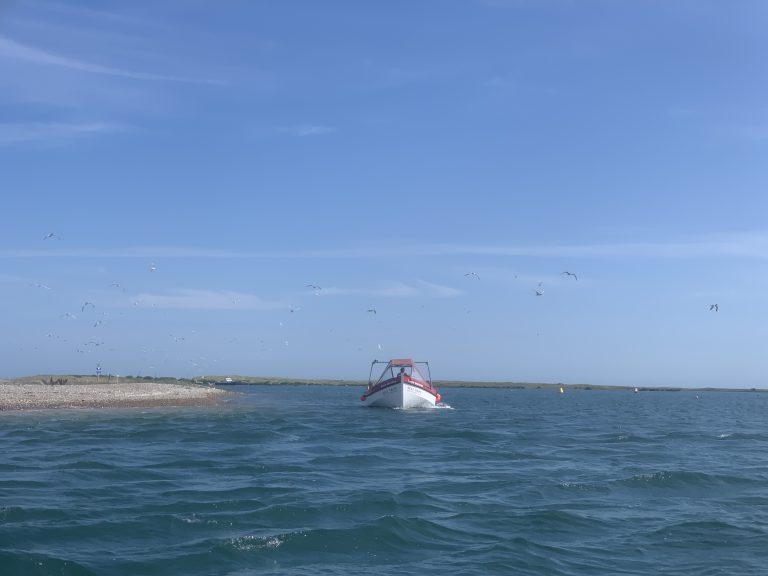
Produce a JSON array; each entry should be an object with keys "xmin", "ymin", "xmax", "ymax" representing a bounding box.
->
[{"xmin": 0, "ymin": 381, "xmax": 233, "ymax": 411}]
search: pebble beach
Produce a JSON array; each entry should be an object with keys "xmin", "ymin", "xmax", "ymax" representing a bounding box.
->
[{"xmin": 0, "ymin": 381, "xmax": 231, "ymax": 411}]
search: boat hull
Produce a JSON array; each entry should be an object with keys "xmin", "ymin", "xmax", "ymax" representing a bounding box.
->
[{"xmin": 361, "ymin": 380, "xmax": 438, "ymax": 409}]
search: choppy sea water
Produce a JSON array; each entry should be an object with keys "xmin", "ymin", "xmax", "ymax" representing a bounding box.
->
[{"xmin": 1, "ymin": 386, "xmax": 768, "ymax": 575}]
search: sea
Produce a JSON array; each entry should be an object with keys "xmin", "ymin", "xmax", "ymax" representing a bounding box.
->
[{"xmin": 1, "ymin": 386, "xmax": 767, "ymax": 575}]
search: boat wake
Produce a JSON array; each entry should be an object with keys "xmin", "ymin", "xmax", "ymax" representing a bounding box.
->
[{"xmin": 392, "ymin": 403, "xmax": 454, "ymax": 411}]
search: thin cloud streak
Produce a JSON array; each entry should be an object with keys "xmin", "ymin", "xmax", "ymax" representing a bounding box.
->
[
  {"xmin": 276, "ymin": 125, "xmax": 337, "ymax": 137},
  {"xmin": 319, "ymin": 281, "xmax": 462, "ymax": 298},
  {"xmin": 2, "ymin": 232, "xmax": 768, "ymax": 260},
  {"xmin": 297, "ymin": 125, "xmax": 336, "ymax": 137},
  {"xmin": 128, "ymin": 290, "xmax": 286, "ymax": 310},
  {"xmin": 0, "ymin": 35, "xmax": 227, "ymax": 85},
  {"xmin": 0, "ymin": 121, "xmax": 126, "ymax": 146},
  {"xmin": 415, "ymin": 279, "xmax": 464, "ymax": 297}
]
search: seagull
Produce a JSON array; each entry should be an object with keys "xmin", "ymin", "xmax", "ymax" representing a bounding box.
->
[
  {"xmin": 81, "ymin": 301, "xmax": 95, "ymax": 312},
  {"xmin": 149, "ymin": 263, "xmax": 157, "ymax": 272},
  {"xmin": 60, "ymin": 312, "xmax": 77, "ymax": 320},
  {"xmin": 535, "ymin": 282, "xmax": 544, "ymax": 296},
  {"xmin": 367, "ymin": 308, "xmax": 377, "ymax": 314},
  {"xmin": 710, "ymin": 304, "xmax": 719, "ymax": 312},
  {"xmin": 464, "ymin": 272, "xmax": 480, "ymax": 280},
  {"xmin": 306, "ymin": 284, "xmax": 322, "ymax": 291},
  {"xmin": 43, "ymin": 232, "xmax": 58, "ymax": 240},
  {"xmin": 561, "ymin": 271, "xmax": 578, "ymax": 280},
  {"xmin": 33, "ymin": 283, "xmax": 51, "ymax": 290}
]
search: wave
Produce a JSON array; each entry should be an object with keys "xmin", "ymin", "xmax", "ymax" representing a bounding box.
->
[
  {"xmin": 716, "ymin": 432, "xmax": 768, "ymax": 441},
  {"xmin": 615, "ymin": 470, "xmax": 755, "ymax": 489},
  {"xmin": 0, "ymin": 551, "xmax": 97, "ymax": 576}
]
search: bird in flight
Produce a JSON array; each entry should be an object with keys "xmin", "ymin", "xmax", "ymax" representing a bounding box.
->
[
  {"xmin": 149, "ymin": 263, "xmax": 157, "ymax": 272},
  {"xmin": 535, "ymin": 281, "xmax": 544, "ymax": 296},
  {"xmin": 367, "ymin": 308, "xmax": 377, "ymax": 314},
  {"xmin": 81, "ymin": 301, "xmax": 95, "ymax": 312},
  {"xmin": 33, "ymin": 282, "xmax": 51, "ymax": 290},
  {"xmin": 710, "ymin": 304, "xmax": 719, "ymax": 312},
  {"xmin": 561, "ymin": 271, "xmax": 578, "ymax": 280},
  {"xmin": 464, "ymin": 272, "xmax": 480, "ymax": 280},
  {"xmin": 43, "ymin": 232, "xmax": 58, "ymax": 240},
  {"xmin": 306, "ymin": 284, "xmax": 322, "ymax": 291}
]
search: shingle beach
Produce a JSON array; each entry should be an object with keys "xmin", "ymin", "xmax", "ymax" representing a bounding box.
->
[{"xmin": 0, "ymin": 381, "xmax": 231, "ymax": 411}]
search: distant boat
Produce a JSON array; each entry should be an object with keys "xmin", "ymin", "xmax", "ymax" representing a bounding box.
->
[
  {"xmin": 360, "ymin": 359, "xmax": 440, "ymax": 409},
  {"xmin": 215, "ymin": 377, "xmax": 241, "ymax": 385}
]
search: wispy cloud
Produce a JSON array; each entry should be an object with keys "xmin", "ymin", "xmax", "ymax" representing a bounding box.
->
[
  {"xmin": 320, "ymin": 281, "xmax": 462, "ymax": 298},
  {"xmin": 279, "ymin": 125, "xmax": 337, "ymax": 137},
  {"xmin": 299, "ymin": 125, "xmax": 336, "ymax": 136},
  {"xmin": 0, "ymin": 34, "xmax": 226, "ymax": 85},
  {"xmin": 3, "ymin": 232, "xmax": 768, "ymax": 261},
  {"xmin": 23, "ymin": 0, "xmax": 177, "ymax": 34},
  {"xmin": 415, "ymin": 280, "xmax": 464, "ymax": 297},
  {"xmin": 0, "ymin": 121, "xmax": 126, "ymax": 146},
  {"xmin": 129, "ymin": 290, "xmax": 286, "ymax": 310}
]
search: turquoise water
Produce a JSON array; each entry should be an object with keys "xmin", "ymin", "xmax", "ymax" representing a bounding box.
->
[{"xmin": 2, "ymin": 386, "xmax": 768, "ymax": 575}]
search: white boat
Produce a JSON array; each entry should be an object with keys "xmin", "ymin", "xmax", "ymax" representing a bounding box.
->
[{"xmin": 360, "ymin": 358, "xmax": 441, "ymax": 408}]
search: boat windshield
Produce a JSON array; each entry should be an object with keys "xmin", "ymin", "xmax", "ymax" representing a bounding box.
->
[{"xmin": 375, "ymin": 361, "xmax": 428, "ymax": 384}]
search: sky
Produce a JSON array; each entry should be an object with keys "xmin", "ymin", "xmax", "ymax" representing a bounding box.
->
[{"xmin": 1, "ymin": 0, "xmax": 767, "ymax": 387}]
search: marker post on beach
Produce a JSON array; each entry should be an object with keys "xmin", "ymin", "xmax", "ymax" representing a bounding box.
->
[{"xmin": 96, "ymin": 364, "xmax": 102, "ymax": 383}]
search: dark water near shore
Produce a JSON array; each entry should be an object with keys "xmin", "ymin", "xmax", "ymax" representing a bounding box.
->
[{"xmin": 2, "ymin": 386, "xmax": 768, "ymax": 575}]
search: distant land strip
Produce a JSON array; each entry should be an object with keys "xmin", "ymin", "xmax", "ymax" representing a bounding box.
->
[
  {"xmin": 5, "ymin": 374, "xmax": 759, "ymax": 393},
  {"xmin": 2, "ymin": 375, "xmax": 766, "ymax": 394}
]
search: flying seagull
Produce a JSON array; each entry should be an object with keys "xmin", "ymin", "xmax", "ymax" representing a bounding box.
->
[
  {"xmin": 464, "ymin": 272, "xmax": 480, "ymax": 280},
  {"xmin": 33, "ymin": 282, "xmax": 51, "ymax": 290},
  {"xmin": 306, "ymin": 284, "xmax": 322, "ymax": 291},
  {"xmin": 149, "ymin": 263, "xmax": 157, "ymax": 272},
  {"xmin": 561, "ymin": 271, "xmax": 578, "ymax": 280},
  {"xmin": 367, "ymin": 308, "xmax": 377, "ymax": 314},
  {"xmin": 43, "ymin": 232, "xmax": 58, "ymax": 240},
  {"xmin": 535, "ymin": 281, "xmax": 544, "ymax": 296},
  {"xmin": 81, "ymin": 301, "xmax": 95, "ymax": 312},
  {"xmin": 710, "ymin": 304, "xmax": 719, "ymax": 312}
]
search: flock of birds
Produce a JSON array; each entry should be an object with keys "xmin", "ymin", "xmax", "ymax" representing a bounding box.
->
[{"xmin": 25, "ymin": 231, "xmax": 722, "ymax": 376}]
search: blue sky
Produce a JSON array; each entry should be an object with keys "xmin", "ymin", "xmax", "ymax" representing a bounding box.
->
[{"xmin": 2, "ymin": 0, "xmax": 767, "ymax": 387}]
